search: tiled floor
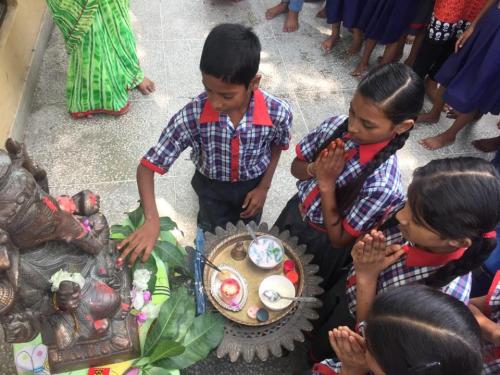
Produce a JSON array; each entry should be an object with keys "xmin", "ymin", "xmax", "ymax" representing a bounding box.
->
[{"xmin": 2, "ymin": 0, "xmax": 498, "ymax": 374}]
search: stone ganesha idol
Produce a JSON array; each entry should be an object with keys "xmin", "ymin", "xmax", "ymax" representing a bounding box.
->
[{"xmin": 0, "ymin": 139, "xmax": 139, "ymax": 373}]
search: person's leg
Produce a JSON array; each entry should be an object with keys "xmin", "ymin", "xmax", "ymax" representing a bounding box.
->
[
  {"xmin": 404, "ymin": 32, "xmax": 425, "ymax": 67},
  {"xmin": 412, "ymin": 37, "xmax": 441, "ymax": 79},
  {"xmin": 380, "ymin": 38, "xmax": 404, "ymax": 65},
  {"xmin": 284, "ymin": 0, "xmax": 304, "ymax": 32},
  {"xmin": 321, "ymin": 23, "xmax": 341, "ymax": 52},
  {"xmin": 266, "ymin": 1, "xmax": 289, "ymax": 20},
  {"xmin": 419, "ymin": 110, "xmax": 478, "ymax": 150},
  {"xmin": 472, "ymin": 135, "xmax": 500, "ymax": 153},
  {"xmin": 351, "ymin": 38, "xmax": 376, "ymax": 76},
  {"xmin": 417, "ymin": 84, "xmax": 445, "ymax": 123},
  {"xmin": 346, "ymin": 28, "xmax": 363, "ymax": 55}
]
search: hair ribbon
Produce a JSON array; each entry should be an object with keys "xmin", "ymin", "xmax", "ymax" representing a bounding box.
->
[{"xmin": 483, "ymin": 231, "xmax": 497, "ymax": 239}]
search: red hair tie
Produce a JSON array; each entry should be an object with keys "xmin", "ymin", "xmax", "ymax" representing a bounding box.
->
[{"xmin": 483, "ymin": 231, "xmax": 497, "ymax": 239}]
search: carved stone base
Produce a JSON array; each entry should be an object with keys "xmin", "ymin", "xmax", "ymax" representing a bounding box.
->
[{"xmin": 46, "ymin": 315, "xmax": 140, "ymax": 374}]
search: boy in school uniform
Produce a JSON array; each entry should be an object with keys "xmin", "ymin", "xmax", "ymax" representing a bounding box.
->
[{"xmin": 118, "ymin": 24, "xmax": 293, "ymax": 265}]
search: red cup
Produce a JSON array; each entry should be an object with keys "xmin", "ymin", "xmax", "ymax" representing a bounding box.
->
[
  {"xmin": 286, "ymin": 270, "xmax": 299, "ymax": 285},
  {"xmin": 283, "ymin": 260, "xmax": 295, "ymax": 273}
]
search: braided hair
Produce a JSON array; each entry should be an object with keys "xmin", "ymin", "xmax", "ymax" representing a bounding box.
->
[
  {"xmin": 407, "ymin": 158, "xmax": 500, "ymax": 288},
  {"xmin": 314, "ymin": 63, "xmax": 424, "ymax": 213}
]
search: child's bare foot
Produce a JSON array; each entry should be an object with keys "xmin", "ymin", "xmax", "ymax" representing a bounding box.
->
[
  {"xmin": 351, "ymin": 63, "xmax": 368, "ymax": 77},
  {"xmin": 472, "ymin": 136, "xmax": 500, "ymax": 153},
  {"xmin": 283, "ymin": 10, "xmax": 299, "ymax": 32},
  {"xmin": 316, "ymin": 7, "xmax": 326, "ymax": 18},
  {"xmin": 419, "ymin": 133, "xmax": 455, "ymax": 150},
  {"xmin": 266, "ymin": 3, "xmax": 288, "ymax": 20},
  {"xmin": 417, "ymin": 112, "xmax": 440, "ymax": 123},
  {"xmin": 376, "ymin": 53, "xmax": 402, "ymax": 64},
  {"xmin": 137, "ymin": 77, "xmax": 155, "ymax": 95},
  {"xmin": 321, "ymin": 35, "xmax": 340, "ymax": 53}
]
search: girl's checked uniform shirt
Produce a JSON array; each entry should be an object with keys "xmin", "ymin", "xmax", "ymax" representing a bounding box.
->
[
  {"xmin": 312, "ymin": 243, "xmax": 473, "ymax": 375},
  {"xmin": 483, "ymin": 271, "xmax": 500, "ymax": 375},
  {"xmin": 141, "ymin": 89, "xmax": 292, "ymax": 182},
  {"xmin": 346, "ymin": 244, "xmax": 472, "ymax": 316},
  {"xmin": 295, "ymin": 115, "xmax": 405, "ymax": 239}
]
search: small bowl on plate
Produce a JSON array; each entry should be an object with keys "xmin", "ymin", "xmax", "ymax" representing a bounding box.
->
[
  {"xmin": 248, "ymin": 235, "xmax": 284, "ymax": 269},
  {"xmin": 258, "ymin": 275, "xmax": 296, "ymax": 311}
]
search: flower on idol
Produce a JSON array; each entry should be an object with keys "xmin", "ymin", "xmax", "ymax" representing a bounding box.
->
[
  {"xmin": 132, "ymin": 289, "xmax": 145, "ymax": 310},
  {"xmin": 136, "ymin": 312, "xmax": 147, "ymax": 323},
  {"xmin": 133, "ymin": 269, "xmax": 151, "ymax": 291},
  {"xmin": 49, "ymin": 270, "xmax": 85, "ymax": 292}
]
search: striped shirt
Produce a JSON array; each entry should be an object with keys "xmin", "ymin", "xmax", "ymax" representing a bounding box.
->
[
  {"xmin": 295, "ymin": 115, "xmax": 405, "ymax": 238},
  {"xmin": 142, "ymin": 89, "xmax": 292, "ymax": 182}
]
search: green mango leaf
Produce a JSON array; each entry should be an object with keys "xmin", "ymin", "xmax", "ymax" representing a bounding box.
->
[
  {"xmin": 143, "ymin": 287, "xmax": 195, "ymax": 356},
  {"xmin": 109, "ymin": 224, "xmax": 133, "ymax": 238},
  {"xmin": 142, "ymin": 365, "xmax": 174, "ymax": 375},
  {"xmin": 128, "ymin": 206, "xmax": 145, "ymax": 229},
  {"xmin": 149, "ymin": 340, "xmax": 185, "ymax": 363},
  {"xmin": 132, "ymin": 356, "xmax": 151, "ymax": 368},
  {"xmin": 159, "ymin": 216, "xmax": 177, "ymax": 231},
  {"xmin": 156, "ymin": 313, "xmax": 225, "ymax": 370},
  {"xmin": 154, "ymin": 241, "xmax": 190, "ymax": 275}
]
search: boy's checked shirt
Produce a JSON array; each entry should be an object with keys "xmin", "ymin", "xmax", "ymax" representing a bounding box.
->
[{"xmin": 141, "ymin": 89, "xmax": 292, "ymax": 182}]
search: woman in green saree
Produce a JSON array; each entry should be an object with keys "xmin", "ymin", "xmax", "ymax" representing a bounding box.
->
[{"xmin": 46, "ymin": 0, "xmax": 155, "ymax": 118}]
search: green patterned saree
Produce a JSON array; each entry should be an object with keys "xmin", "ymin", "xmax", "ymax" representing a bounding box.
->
[{"xmin": 46, "ymin": 0, "xmax": 144, "ymax": 117}]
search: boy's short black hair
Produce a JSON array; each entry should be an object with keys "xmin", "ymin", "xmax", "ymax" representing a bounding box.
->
[{"xmin": 200, "ymin": 23, "xmax": 261, "ymax": 87}]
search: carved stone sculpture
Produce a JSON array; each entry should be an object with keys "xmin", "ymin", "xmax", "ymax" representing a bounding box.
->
[{"xmin": 0, "ymin": 139, "xmax": 139, "ymax": 373}]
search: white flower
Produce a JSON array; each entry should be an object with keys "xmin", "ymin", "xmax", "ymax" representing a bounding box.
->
[
  {"xmin": 132, "ymin": 290, "xmax": 145, "ymax": 310},
  {"xmin": 49, "ymin": 270, "xmax": 85, "ymax": 292},
  {"xmin": 133, "ymin": 269, "xmax": 151, "ymax": 291},
  {"xmin": 142, "ymin": 303, "xmax": 161, "ymax": 319}
]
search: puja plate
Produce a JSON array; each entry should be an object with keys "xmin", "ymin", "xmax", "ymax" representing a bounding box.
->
[{"xmin": 203, "ymin": 232, "xmax": 305, "ymax": 326}]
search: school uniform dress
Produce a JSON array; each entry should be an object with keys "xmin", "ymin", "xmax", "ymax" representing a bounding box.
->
[
  {"xmin": 325, "ymin": 0, "xmax": 365, "ymax": 29},
  {"xmin": 412, "ymin": 0, "xmax": 487, "ymax": 80},
  {"xmin": 275, "ymin": 115, "xmax": 405, "ymax": 290},
  {"xmin": 483, "ymin": 271, "xmax": 500, "ymax": 374},
  {"xmin": 142, "ymin": 89, "xmax": 292, "ymax": 233},
  {"xmin": 311, "ymin": 244, "xmax": 473, "ymax": 373},
  {"xmin": 435, "ymin": 1, "xmax": 500, "ymax": 115},
  {"xmin": 357, "ymin": 0, "xmax": 418, "ymax": 44}
]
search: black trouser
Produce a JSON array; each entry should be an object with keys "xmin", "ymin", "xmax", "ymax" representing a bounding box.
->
[
  {"xmin": 191, "ymin": 170, "xmax": 263, "ymax": 234},
  {"xmin": 413, "ymin": 36, "xmax": 456, "ymax": 80},
  {"xmin": 274, "ymin": 194, "xmax": 352, "ymax": 291},
  {"xmin": 310, "ymin": 272, "xmax": 355, "ymax": 361}
]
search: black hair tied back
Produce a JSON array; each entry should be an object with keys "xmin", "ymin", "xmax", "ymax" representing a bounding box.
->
[
  {"xmin": 327, "ymin": 63, "xmax": 425, "ymax": 213},
  {"xmin": 407, "ymin": 157, "xmax": 500, "ymax": 288}
]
